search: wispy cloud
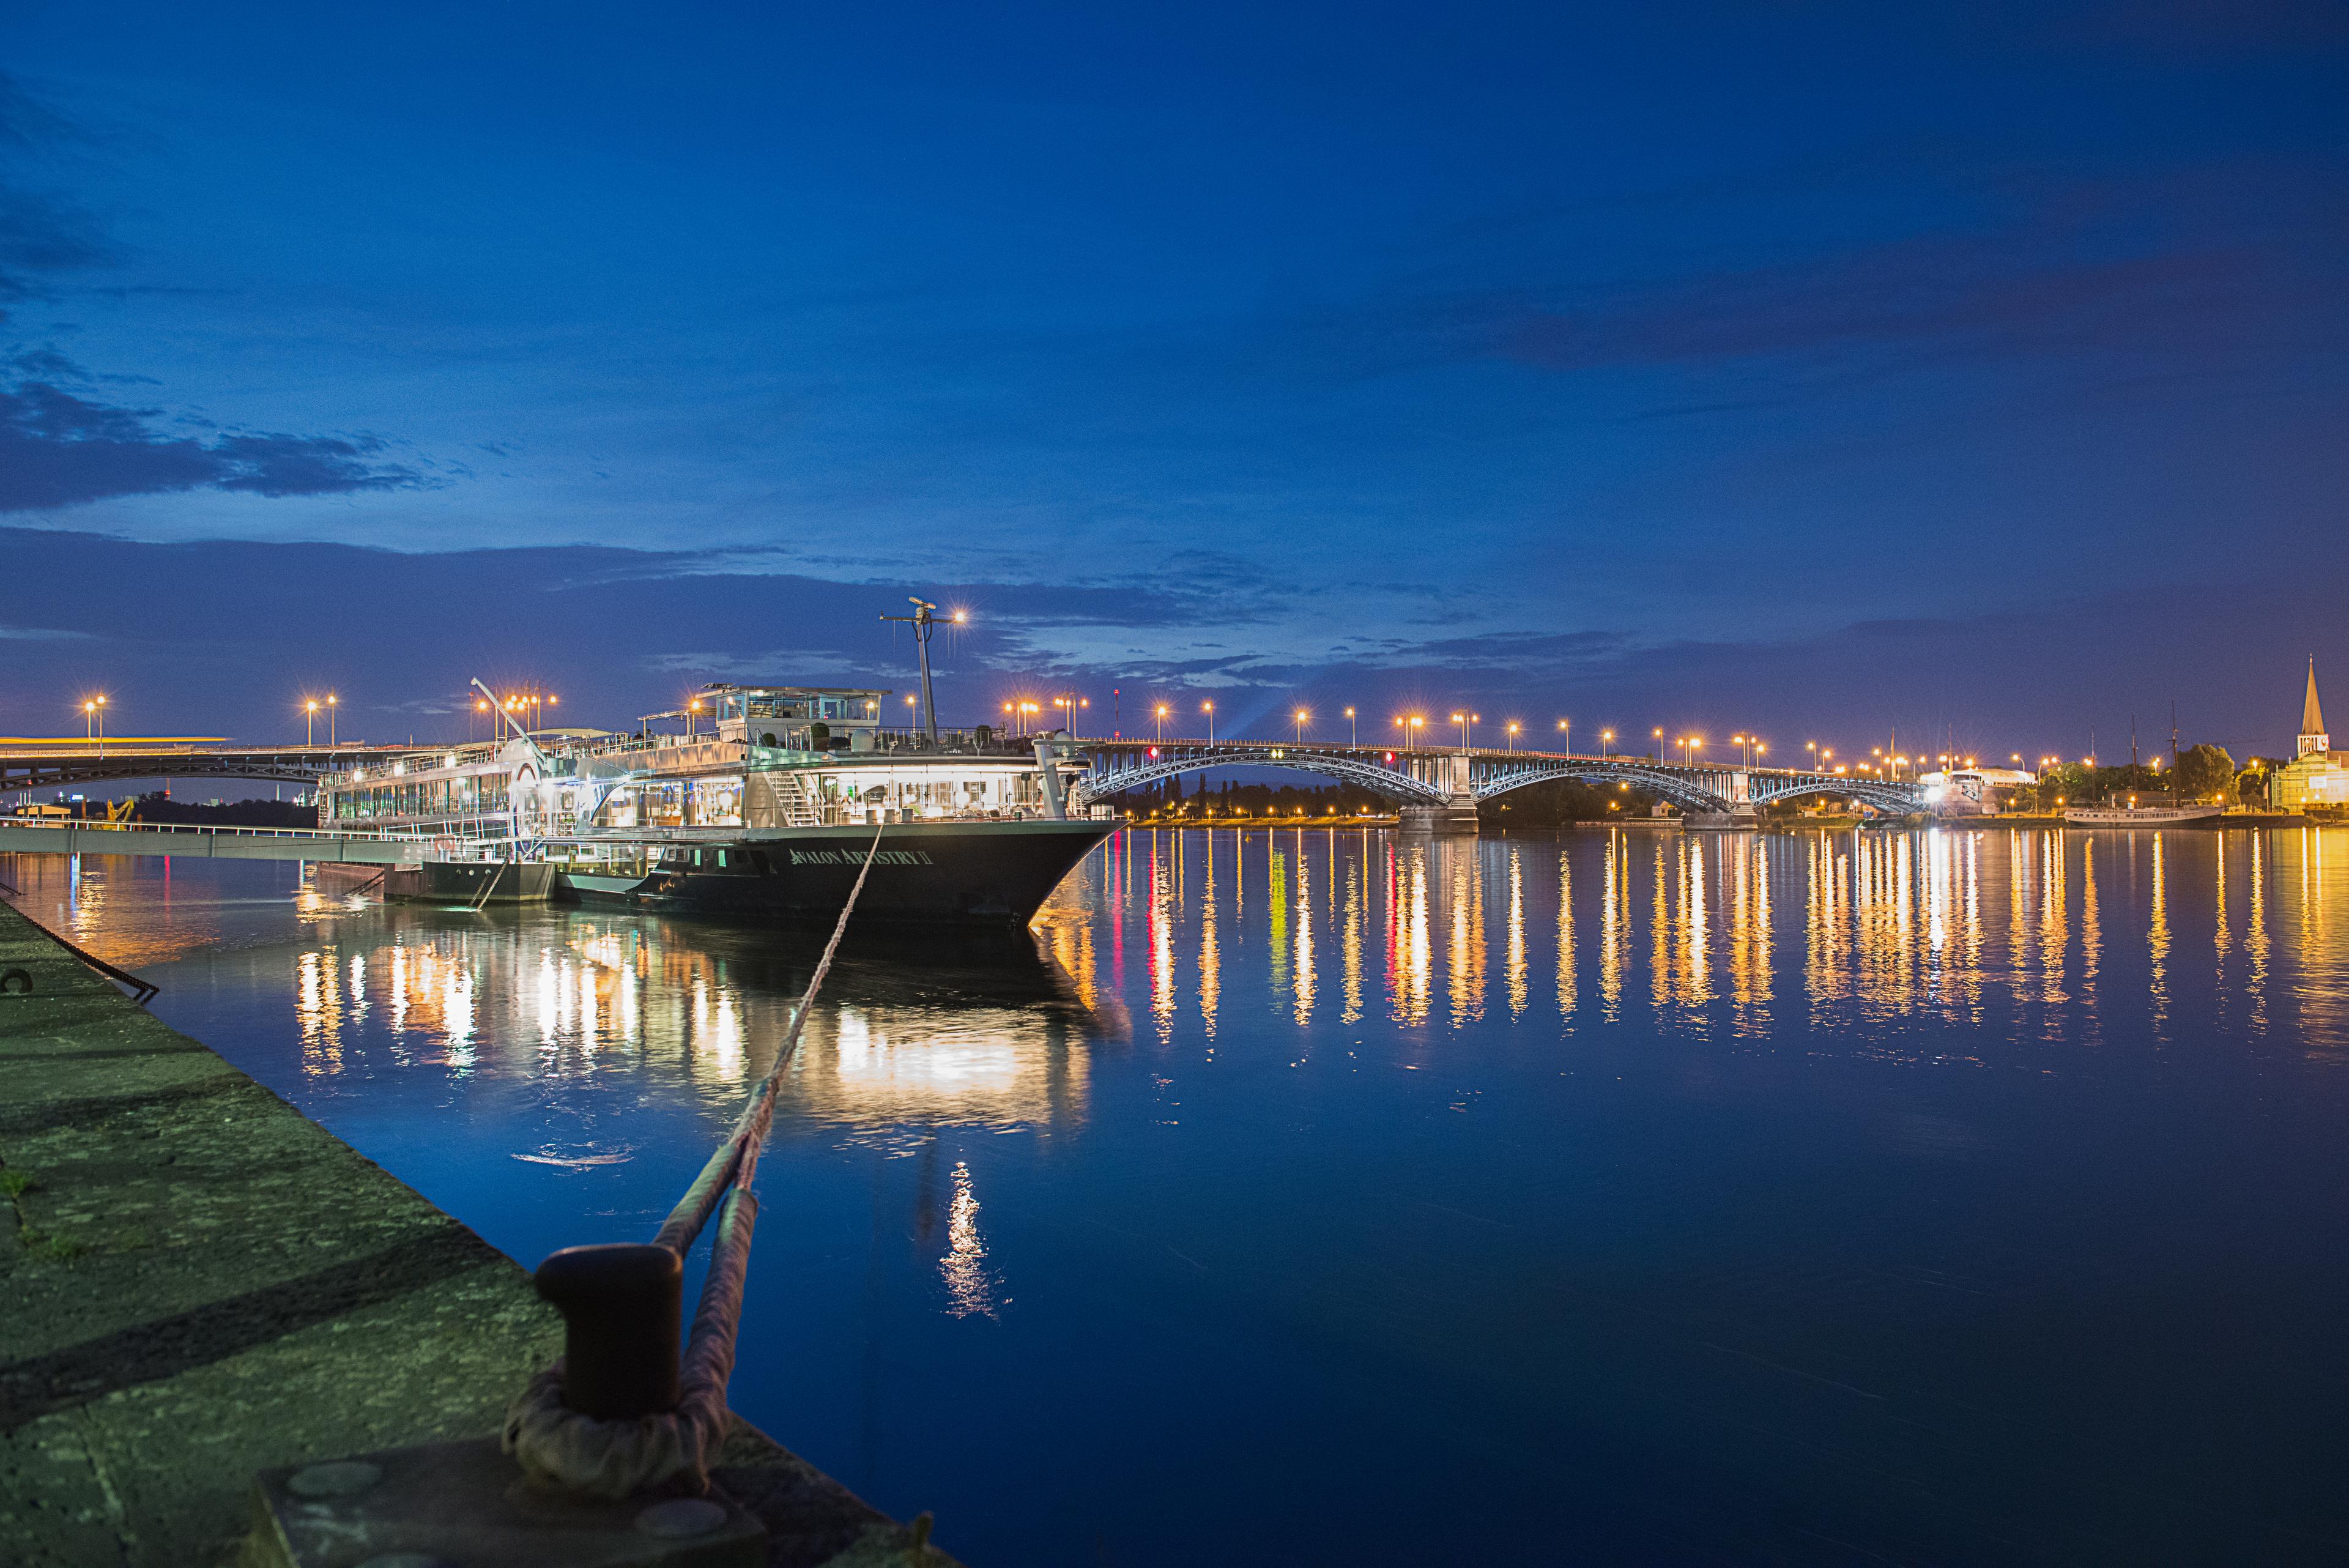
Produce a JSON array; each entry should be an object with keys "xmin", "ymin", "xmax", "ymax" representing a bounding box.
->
[{"xmin": 0, "ymin": 375, "xmax": 428, "ymax": 511}]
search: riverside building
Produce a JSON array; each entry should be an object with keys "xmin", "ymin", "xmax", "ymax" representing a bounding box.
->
[{"xmin": 2269, "ymin": 660, "xmax": 2349, "ymax": 811}]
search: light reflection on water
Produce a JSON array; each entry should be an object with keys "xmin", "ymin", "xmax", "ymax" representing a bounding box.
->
[{"xmin": 7, "ymin": 825, "xmax": 2349, "ymax": 1567}]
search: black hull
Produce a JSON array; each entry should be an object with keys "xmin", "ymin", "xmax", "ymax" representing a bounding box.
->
[{"xmin": 555, "ymin": 819, "xmax": 1116, "ymax": 927}]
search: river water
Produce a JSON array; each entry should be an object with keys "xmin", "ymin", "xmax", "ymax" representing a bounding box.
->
[{"xmin": 7, "ymin": 826, "xmax": 2347, "ymax": 1566}]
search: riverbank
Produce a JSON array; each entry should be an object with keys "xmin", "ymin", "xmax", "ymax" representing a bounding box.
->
[{"xmin": 0, "ymin": 892, "xmax": 946, "ymax": 1567}]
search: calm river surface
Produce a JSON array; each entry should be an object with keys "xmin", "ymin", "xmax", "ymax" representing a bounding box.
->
[{"xmin": 8, "ymin": 826, "xmax": 2348, "ymax": 1566}]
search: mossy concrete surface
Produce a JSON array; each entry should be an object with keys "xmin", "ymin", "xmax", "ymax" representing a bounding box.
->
[{"xmin": 0, "ymin": 894, "xmax": 953, "ymax": 1567}]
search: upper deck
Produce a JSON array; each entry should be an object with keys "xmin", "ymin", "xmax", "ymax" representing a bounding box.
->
[{"xmin": 316, "ymin": 723, "xmax": 1077, "ymax": 836}]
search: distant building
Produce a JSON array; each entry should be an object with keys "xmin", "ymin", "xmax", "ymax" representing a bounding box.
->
[
  {"xmin": 2269, "ymin": 660, "xmax": 2349, "ymax": 811},
  {"xmin": 1920, "ymin": 765, "xmax": 2036, "ymax": 814}
]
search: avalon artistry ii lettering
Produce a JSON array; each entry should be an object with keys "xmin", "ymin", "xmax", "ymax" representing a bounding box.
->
[{"xmin": 789, "ymin": 848, "xmax": 937, "ymax": 867}]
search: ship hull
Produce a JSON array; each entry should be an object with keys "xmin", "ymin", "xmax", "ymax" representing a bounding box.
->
[{"xmin": 555, "ymin": 819, "xmax": 1116, "ymax": 926}]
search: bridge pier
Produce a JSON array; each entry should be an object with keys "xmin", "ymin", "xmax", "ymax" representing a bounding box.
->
[
  {"xmin": 1400, "ymin": 754, "xmax": 1480, "ymax": 834},
  {"xmin": 1399, "ymin": 798, "xmax": 1481, "ymax": 836}
]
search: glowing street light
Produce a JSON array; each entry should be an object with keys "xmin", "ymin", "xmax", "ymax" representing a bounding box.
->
[
  {"xmin": 1344, "ymin": 705, "xmax": 1356, "ymax": 746},
  {"xmin": 1154, "ymin": 702, "xmax": 1169, "ymax": 741},
  {"xmin": 1555, "ymin": 717, "xmax": 1570, "ymax": 753},
  {"xmin": 1202, "ymin": 699, "xmax": 1215, "ymax": 743},
  {"xmin": 326, "ymin": 691, "xmax": 338, "ymax": 747},
  {"xmin": 1293, "ymin": 707, "xmax": 1310, "ymax": 745},
  {"xmin": 305, "ymin": 697, "xmax": 319, "ymax": 746},
  {"xmin": 83, "ymin": 694, "xmax": 108, "ymax": 754},
  {"xmin": 1506, "ymin": 721, "xmax": 1521, "ymax": 751},
  {"xmin": 1600, "ymin": 727, "xmax": 1614, "ymax": 760}
]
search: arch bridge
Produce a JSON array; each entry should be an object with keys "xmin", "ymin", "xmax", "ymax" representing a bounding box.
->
[{"xmin": 1065, "ymin": 738, "xmax": 1922, "ymax": 825}]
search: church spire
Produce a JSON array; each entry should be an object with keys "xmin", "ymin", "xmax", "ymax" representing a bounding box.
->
[{"xmin": 2300, "ymin": 658, "xmax": 2329, "ymax": 757}]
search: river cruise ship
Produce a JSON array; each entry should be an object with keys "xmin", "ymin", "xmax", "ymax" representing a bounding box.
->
[
  {"xmin": 315, "ymin": 683, "xmax": 1115, "ymax": 926},
  {"xmin": 2061, "ymin": 803, "xmax": 2224, "ymax": 827}
]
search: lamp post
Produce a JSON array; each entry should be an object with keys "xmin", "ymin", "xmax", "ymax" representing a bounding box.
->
[
  {"xmin": 1293, "ymin": 708, "xmax": 1310, "ymax": 745},
  {"xmin": 1507, "ymin": 721, "xmax": 1521, "ymax": 751},
  {"xmin": 1652, "ymin": 726, "xmax": 1664, "ymax": 761},
  {"xmin": 327, "ymin": 692, "xmax": 338, "ymax": 747},
  {"xmin": 1344, "ymin": 706, "xmax": 1356, "ymax": 746},
  {"xmin": 1155, "ymin": 703, "xmax": 1168, "ymax": 741},
  {"xmin": 1600, "ymin": 728, "xmax": 1613, "ymax": 760},
  {"xmin": 1202, "ymin": 700, "xmax": 1215, "ymax": 744},
  {"xmin": 1555, "ymin": 718, "xmax": 1570, "ymax": 754},
  {"xmin": 305, "ymin": 698, "xmax": 319, "ymax": 746}
]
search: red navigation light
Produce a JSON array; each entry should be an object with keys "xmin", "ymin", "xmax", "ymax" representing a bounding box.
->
[
  {"xmin": 1148, "ymin": 747, "xmax": 1159, "ymax": 758},
  {"xmin": 1384, "ymin": 751, "xmax": 1395, "ymax": 762}
]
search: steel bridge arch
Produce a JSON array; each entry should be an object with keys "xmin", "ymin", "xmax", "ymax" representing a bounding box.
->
[
  {"xmin": 1469, "ymin": 762, "xmax": 1734, "ymax": 814},
  {"xmin": 1069, "ymin": 750, "xmax": 1448, "ymax": 809},
  {"xmin": 1747, "ymin": 778, "xmax": 1921, "ymax": 814}
]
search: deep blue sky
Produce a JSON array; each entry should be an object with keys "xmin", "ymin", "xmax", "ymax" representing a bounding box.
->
[{"xmin": 2, "ymin": 2, "xmax": 2345, "ymax": 761}]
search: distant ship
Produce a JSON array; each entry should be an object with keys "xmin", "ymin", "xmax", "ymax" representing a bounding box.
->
[
  {"xmin": 314, "ymin": 680, "xmax": 1115, "ymax": 927},
  {"xmin": 2061, "ymin": 803, "xmax": 2224, "ymax": 828}
]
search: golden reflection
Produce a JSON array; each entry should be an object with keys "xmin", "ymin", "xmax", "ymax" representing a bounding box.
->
[
  {"xmin": 1505, "ymin": 845, "xmax": 1527, "ymax": 1018},
  {"xmin": 1650, "ymin": 838, "xmax": 1670, "ymax": 1010},
  {"xmin": 1199, "ymin": 829, "xmax": 1221, "ymax": 1039},
  {"xmin": 1149, "ymin": 839, "xmax": 1176, "ymax": 1043},
  {"xmin": 2081, "ymin": 836, "xmax": 2101, "ymax": 1038},
  {"xmin": 1447, "ymin": 842, "xmax": 1486, "ymax": 1027},
  {"xmin": 1555, "ymin": 846, "xmax": 1577, "ymax": 1025},
  {"xmin": 2248, "ymin": 831, "xmax": 2269, "ymax": 1034},
  {"xmin": 1341, "ymin": 855, "xmax": 1365, "ymax": 1025},
  {"xmin": 295, "ymin": 947, "xmax": 343, "ymax": 1071},
  {"xmin": 2148, "ymin": 833, "xmax": 2169, "ymax": 1041},
  {"xmin": 1269, "ymin": 842, "xmax": 1291, "ymax": 1001},
  {"xmin": 2040, "ymin": 833, "xmax": 2068, "ymax": 1006},
  {"xmin": 1387, "ymin": 841, "xmax": 1432, "ymax": 1027},
  {"xmin": 1292, "ymin": 839, "xmax": 1316, "ymax": 1027},
  {"xmin": 1599, "ymin": 831, "xmax": 1622, "ymax": 1020},
  {"xmin": 939, "ymin": 1159, "xmax": 1001, "ymax": 1319}
]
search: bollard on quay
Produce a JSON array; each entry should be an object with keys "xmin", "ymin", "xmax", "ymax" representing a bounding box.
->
[{"xmin": 534, "ymin": 1243, "xmax": 685, "ymax": 1419}]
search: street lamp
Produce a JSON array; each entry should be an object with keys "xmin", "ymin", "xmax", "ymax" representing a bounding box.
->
[
  {"xmin": 1506, "ymin": 721, "xmax": 1521, "ymax": 751},
  {"xmin": 1202, "ymin": 700, "xmax": 1215, "ymax": 743},
  {"xmin": 1293, "ymin": 707, "xmax": 1310, "ymax": 745},
  {"xmin": 1451, "ymin": 712, "xmax": 1466, "ymax": 749},
  {"xmin": 305, "ymin": 697, "xmax": 319, "ymax": 746},
  {"xmin": 1556, "ymin": 717, "xmax": 1570, "ymax": 752},
  {"xmin": 1155, "ymin": 703, "xmax": 1169, "ymax": 741},
  {"xmin": 1344, "ymin": 706, "xmax": 1356, "ymax": 746},
  {"xmin": 1652, "ymin": 726, "xmax": 1664, "ymax": 760},
  {"xmin": 327, "ymin": 691, "xmax": 338, "ymax": 747},
  {"xmin": 1599, "ymin": 728, "xmax": 1613, "ymax": 760}
]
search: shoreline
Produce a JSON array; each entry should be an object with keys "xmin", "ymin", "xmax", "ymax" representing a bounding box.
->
[{"xmin": 0, "ymin": 891, "xmax": 946, "ymax": 1567}]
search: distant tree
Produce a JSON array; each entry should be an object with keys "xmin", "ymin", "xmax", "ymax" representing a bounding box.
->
[
  {"xmin": 2172, "ymin": 743, "xmax": 2236, "ymax": 802},
  {"xmin": 2236, "ymin": 757, "xmax": 2282, "ymax": 809}
]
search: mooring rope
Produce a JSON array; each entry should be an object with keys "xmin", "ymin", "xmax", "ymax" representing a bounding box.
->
[{"xmin": 505, "ymin": 823, "xmax": 888, "ymax": 1498}]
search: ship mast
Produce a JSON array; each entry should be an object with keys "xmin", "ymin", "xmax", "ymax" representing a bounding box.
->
[{"xmin": 878, "ymin": 596, "xmax": 963, "ymax": 745}]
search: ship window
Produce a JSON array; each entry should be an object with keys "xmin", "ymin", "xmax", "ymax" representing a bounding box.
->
[
  {"xmin": 717, "ymin": 850, "xmax": 729, "ymax": 868},
  {"xmin": 693, "ymin": 849, "xmax": 703, "ymax": 867}
]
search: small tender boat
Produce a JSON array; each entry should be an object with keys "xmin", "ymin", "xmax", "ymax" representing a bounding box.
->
[{"xmin": 2061, "ymin": 803, "xmax": 2224, "ymax": 827}]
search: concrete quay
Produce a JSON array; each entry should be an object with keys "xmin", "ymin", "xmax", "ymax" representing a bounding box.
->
[{"xmin": 0, "ymin": 894, "xmax": 950, "ymax": 1567}]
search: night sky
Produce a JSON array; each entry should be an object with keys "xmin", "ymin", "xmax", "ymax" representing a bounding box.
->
[{"xmin": 3, "ymin": 4, "xmax": 2344, "ymax": 763}]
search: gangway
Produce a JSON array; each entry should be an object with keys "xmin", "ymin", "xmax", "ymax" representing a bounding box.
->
[{"xmin": 0, "ymin": 820, "xmax": 435, "ymax": 866}]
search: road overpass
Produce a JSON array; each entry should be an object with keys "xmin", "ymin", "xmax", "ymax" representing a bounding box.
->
[{"xmin": 0, "ymin": 739, "xmax": 404, "ymax": 793}]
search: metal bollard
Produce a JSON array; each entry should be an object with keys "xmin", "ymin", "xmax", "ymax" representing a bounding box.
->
[{"xmin": 533, "ymin": 1243, "xmax": 683, "ymax": 1419}]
